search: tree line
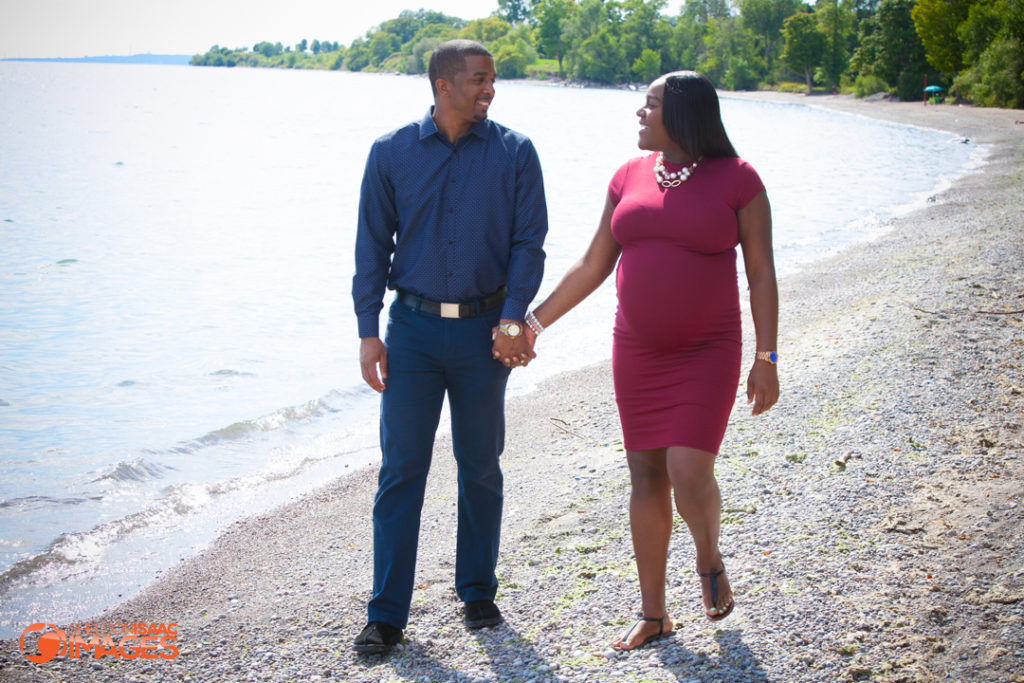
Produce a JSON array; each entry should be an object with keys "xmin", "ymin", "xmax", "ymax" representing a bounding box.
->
[{"xmin": 190, "ymin": 0, "xmax": 1024, "ymax": 109}]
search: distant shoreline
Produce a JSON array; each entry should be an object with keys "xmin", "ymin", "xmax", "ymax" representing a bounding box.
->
[{"xmin": 1, "ymin": 54, "xmax": 190, "ymax": 65}]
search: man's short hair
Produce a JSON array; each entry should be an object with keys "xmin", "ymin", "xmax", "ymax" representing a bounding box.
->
[{"xmin": 428, "ymin": 39, "xmax": 492, "ymax": 95}]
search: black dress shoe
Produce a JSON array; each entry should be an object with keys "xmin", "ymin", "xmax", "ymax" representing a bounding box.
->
[
  {"xmin": 463, "ymin": 600, "xmax": 503, "ymax": 629},
  {"xmin": 353, "ymin": 621, "xmax": 403, "ymax": 654}
]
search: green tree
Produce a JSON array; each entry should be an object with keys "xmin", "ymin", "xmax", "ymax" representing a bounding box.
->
[
  {"xmin": 330, "ymin": 48, "xmax": 346, "ymax": 70},
  {"xmin": 954, "ymin": 34, "xmax": 1024, "ymax": 107},
  {"xmin": 702, "ymin": 16, "xmax": 764, "ymax": 88},
  {"xmin": 850, "ymin": 11, "xmax": 881, "ymax": 77},
  {"xmin": 782, "ymin": 11, "xmax": 829, "ymax": 91},
  {"xmin": 667, "ymin": 10, "xmax": 704, "ymax": 70},
  {"xmin": 534, "ymin": 0, "xmax": 572, "ymax": 75},
  {"xmin": 959, "ymin": 0, "xmax": 1010, "ymax": 62},
  {"xmin": 492, "ymin": 26, "xmax": 538, "ymax": 77},
  {"xmin": 911, "ymin": 0, "xmax": 972, "ymax": 76},
  {"xmin": 410, "ymin": 23, "xmax": 461, "ymax": 45},
  {"xmin": 815, "ymin": 0, "xmax": 855, "ymax": 88},
  {"xmin": 379, "ymin": 9, "xmax": 463, "ymax": 44},
  {"xmin": 619, "ymin": 0, "xmax": 672, "ymax": 80},
  {"xmin": 951, "ymin": 0, "xmax": 1024, "ymax": 107},
  {"xmin": 563, "ymin": 0, "xmax": 623, "ymax": 81},
  {"xmin": 460, "ymin": 17, "xmax": 512, "ymax": 43},
  {"xmin": 297, "ymin": 39, "xmax": 308, "ymax": 53},
  {"xmin": 877, "ymin": 0, "xmax": 930, "ymax": 87},
  {"xmin": 579, "ymin": 27, "xmax": 628, "ymax": 82},
  {"xmin": 344, "ymin": 39, "xmax": 372, "ymax": 71},
  {"xmin": 740, "ymin": 0, "xmax": 801, "ymax": 77},
  {"xmin": 684, "ymin": 0, "xmax": 733, "ymax": 25},
  {"xmin": 633, "ymin": 47, "xmax": 662, "ymax": 82},
  {"xmin": 671, "ymin": 0, "xmax": 733, "ymax": 72},
  {"xmin": 254, "ymin": 41, "xmax": 283, "ymax": 58},
  {"xmin": 407, "ymin": 35, "xmax": 444, "ymax": 74},
  {"xmin": 851, "ymin": 0, "xmax": 899, "ymax": 82},
  {"xmin": 498, "ymin": 0, "xmax": 531, "ymax": 24},
  {"xmin": 368, "ymin": 31, "xmax": 401, "ymax": 67}
]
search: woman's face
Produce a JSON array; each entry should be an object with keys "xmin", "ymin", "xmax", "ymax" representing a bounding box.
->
[{"xmin": 636, "ymin": 78, "xmax": 676, "ymax": 154}]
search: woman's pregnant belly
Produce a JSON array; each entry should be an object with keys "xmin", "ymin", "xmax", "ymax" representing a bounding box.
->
[{"xmin": 614, "ymin": 243, "xmax": 740, "ymax": 347}]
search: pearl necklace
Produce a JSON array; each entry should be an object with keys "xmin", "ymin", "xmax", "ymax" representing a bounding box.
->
[{"xmin": 653, "ymin": 153, "xmax": 698, "ymax": 187}]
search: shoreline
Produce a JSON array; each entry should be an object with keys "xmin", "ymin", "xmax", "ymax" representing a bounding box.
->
[{"xmin": 2, "ymin": 97, "xmax": 1022, "ymax": 682}]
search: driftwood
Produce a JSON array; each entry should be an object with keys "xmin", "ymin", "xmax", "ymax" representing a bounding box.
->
[{"xmin": 909, "ymin": 305, "xmax": 1024, "ymax": 315}]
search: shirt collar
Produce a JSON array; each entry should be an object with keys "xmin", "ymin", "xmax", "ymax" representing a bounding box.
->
[{"xmin": 419, "ymin": 107, "xmax": 490, "ymax": 142}]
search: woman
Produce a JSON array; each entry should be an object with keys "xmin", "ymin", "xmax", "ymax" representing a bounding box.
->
[{"xmin": 524, "ymin": 71, "xmax": 779, "ymax": 650}]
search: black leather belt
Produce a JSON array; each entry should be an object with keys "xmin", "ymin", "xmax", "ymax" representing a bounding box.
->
[{"xmin": 396, "ymin": 286, "xmax": 506, "ymax": 318}]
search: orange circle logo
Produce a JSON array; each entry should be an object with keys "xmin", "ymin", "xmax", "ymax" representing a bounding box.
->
[{"xmin": 20, "ymin": 623, "xmax": 67, "ymax": 663}]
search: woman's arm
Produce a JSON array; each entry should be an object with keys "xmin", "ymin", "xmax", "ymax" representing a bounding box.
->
[
  {"xmin": 529, "ymin": 195, "xmax": 622, "ymax": 335},
  {"xmin": 738, "ymin": 190, "xmax": 780, "ymax": 415}
]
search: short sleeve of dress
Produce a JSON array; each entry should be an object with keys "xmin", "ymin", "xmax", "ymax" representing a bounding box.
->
[
  {"xmin": 732, "ymin": 158, "xmax": 766, "ymax": 211},
  {"xmin": 607, "ymin": 158, "xmax": 636, "ymax": 206}
]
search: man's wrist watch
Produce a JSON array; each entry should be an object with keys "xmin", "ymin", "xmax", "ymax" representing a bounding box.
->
[
  {"xmin": 499, "ymin": 321, "xmax": 523, "ymax": 339},
  {"xmin": 756, "ymin": 350, "xmax": 778, "ymax": 365}
]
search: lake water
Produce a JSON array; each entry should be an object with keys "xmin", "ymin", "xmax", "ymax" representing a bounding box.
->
[{"xmin": 0, "ymin": 62, "xmax": 983, "ymax": 636}]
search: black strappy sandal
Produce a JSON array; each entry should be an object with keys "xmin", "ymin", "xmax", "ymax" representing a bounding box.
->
[
  {"xmin": 612, "ymin": 615, "xmax": 673, "ymax": 651},
  {"xmin": 698, "ymin": 564, "xmax": 735, "ymax": 621}
]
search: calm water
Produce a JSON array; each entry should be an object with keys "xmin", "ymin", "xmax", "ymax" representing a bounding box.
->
[{"xmin": 0, "ymin": 62, "xmax": 982, "ymax": 636}]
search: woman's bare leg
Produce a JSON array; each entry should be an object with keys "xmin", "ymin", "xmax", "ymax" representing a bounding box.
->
[
  {"xmin": 666, "ymin": 446, "xmax": 733, "ymax": 618},
  {"xmin": 612, "ymin": 448, "xmax": 677, "ymax": 649}
]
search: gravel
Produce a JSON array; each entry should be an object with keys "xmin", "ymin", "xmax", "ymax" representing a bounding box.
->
[{"xmin": 3, "ymin": 96, "xmax": 1022, "ymax": 683}]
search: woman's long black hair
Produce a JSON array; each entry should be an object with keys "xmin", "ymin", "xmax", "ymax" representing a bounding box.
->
[{"xmin": 661, "ymin": 71, "xmax": 738, "ymax": 159}]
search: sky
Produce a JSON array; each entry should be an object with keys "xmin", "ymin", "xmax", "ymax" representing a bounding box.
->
[
  {"xmin": 0, "ymin": 0, "xmax": 503, "ymax": 59},
  {"xmin": 1, "ymin": 0, "xmax": 685, "ymax": 60}
]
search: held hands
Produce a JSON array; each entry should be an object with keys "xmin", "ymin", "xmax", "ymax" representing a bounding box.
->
[
  {"xmin": 361, "ymin": 321, "xmax": 536, "ymax": 393},
  {"xmin": 491, "ymin": 319, "xmax": 536, "ymax": 368},
  {"xmin": 746, "ymin": 361, "xmax": 779, "ymax": 416}
]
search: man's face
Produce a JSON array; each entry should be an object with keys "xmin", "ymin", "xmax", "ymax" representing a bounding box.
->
[{"xmin": 443, "ymin": 55, "xmax": 496, "ymax": 125}]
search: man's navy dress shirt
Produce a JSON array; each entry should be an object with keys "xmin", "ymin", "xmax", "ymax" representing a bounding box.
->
[{"xmin": 353, "ymin": 109, "xmax": 548, "ymax": 339}]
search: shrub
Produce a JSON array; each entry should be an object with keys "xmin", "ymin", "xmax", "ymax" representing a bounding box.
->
[
  {"xmin": 775, "ymin": 81, "xmax": 808, "ymax": 93},
  {"xmin": 723, "ymin": 56, "xmax": 761, "ymax": 91},
  {"xmin": 853, "ymin": 74, "xmax": 889, "ymax": 97},
  {"xmin": 494, "ymin": 44, "xmax": 530, "ymax": 79},
  {"xmin": 896, "ymin": 71, "xmax": 926, "ymax": 101},
  {"xmin": 526, "ymin": 59, "xmax": 559, "ymax": 80},
  {"xmin": 952, "ymin": 37, "xmax": 1024, "ymax": 108}
]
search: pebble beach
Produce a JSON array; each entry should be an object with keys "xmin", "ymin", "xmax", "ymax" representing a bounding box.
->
[{"xmin": 2, "ymin": 95, "xmax": 1022, "ymax": 683}]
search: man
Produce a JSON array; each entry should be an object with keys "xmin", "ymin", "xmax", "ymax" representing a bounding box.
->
[{"xmin": 351, "ymin": 39, "xmax": 547, "ymax": 654}]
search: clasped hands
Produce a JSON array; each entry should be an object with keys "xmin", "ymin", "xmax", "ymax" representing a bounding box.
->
[
  {"xmin": 491, "ymin": 321, "xmax": 538, "ymax": 369},
  {"xmin": 360, "ymin": 322, "xmax": 539, "ymax": 395}
]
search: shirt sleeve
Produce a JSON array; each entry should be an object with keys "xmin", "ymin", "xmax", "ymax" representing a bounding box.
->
[
  {"xmin": 732, "ymin": 158, "xmax": 766, "ymax": 211},
  {"xmin": 501, "ymin": 138, "xmax": 548, "ymax": 321},
  {"xmin": 352, "ymin": 139, "xmax": 398, "ymax": 338},
  {"xmin": 607, "ymin": 157, "xmax": 634, "ymax": 206}
]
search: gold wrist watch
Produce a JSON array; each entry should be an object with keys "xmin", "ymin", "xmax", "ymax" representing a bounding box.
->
[
  {"xmin": 499, "ymin": 321, "xmax": 523, "ymax": 339},
  {"xmin": 756, "ymin": 350, "xmax": 778, "ymax": 364}
]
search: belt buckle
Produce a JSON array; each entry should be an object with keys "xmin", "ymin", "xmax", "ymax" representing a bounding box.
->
[{"xmin": 440, "ymin": 302, "xmax": 460, "ymax": 318}]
